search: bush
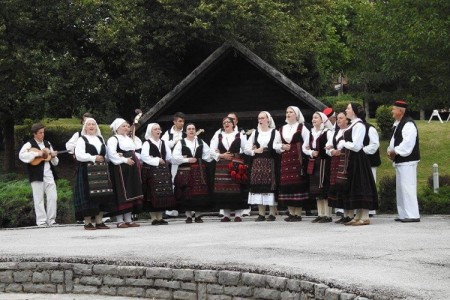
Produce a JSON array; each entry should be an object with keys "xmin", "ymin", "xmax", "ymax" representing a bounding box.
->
[
  {"xmin": 419, "ymin": 186, "xmax": 450, "ymax": 214},
  {"xmin": 0, "ymin": 178, "xmax": 75, "ymax": 228},
  {"xmin": 375, "ymin": 105, "xmax": 394, "ymax": 140},
  {"xmin": 378, "ymin": 175, "xmax": 397, "ymax": 213},
  {"xmin": 427, "ymin": 174, "xmax": 450, "ymax": 188}
]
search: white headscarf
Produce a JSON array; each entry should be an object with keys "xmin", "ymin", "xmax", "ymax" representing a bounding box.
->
[
  {"xmin": 81, "ymin": 117, "xmax": 102, "ymax": 137},
  {"xmin": 316, "ymin": 112, "xmax": 333, "ymax": 130},
  {"xmin": 144, "ymin": 123, "xmax": 159, "ymax": 141},
  {"xmin": 258, "ymin": 111, "xmax": 276, "ymax": 131},
  {"xmin": 286, "ymin": 106, "xmax": 305, "ymax": 124},
  {"xmin": 110, "ymin": 118, "xmax": 127, "ymax": 134}
]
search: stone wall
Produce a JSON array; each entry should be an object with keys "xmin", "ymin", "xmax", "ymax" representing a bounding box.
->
[{"xmin": 0, "ymin": 261, "xmax": 370, "ymax": 299}]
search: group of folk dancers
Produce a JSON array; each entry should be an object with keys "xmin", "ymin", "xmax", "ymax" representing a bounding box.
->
[{"xmin": 19, "ymin": 100, "xmax": 421, "ymax": 229}]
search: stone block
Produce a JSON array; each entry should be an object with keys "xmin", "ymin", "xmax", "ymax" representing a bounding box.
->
[
  {"xmin": 173, "ymin": 269, "xmax": 194, "ymax": 281},
  {"xmin": 17, "ymin": 262, "xmax": 37, "ymax": 270},
  {"xmin": 181, "ymin": 282, "xmax": 197, "ymax": 291},
  {"xmin": 23, "ymin": 283, "xmax": 56, "ymax": 293},
  {"xmin": 103, "ymin": 275, "xmax": 125, "ymax": 286},
  {"xmin": 0, "ymin": 283, "xmax": 5, "ymax": 292},
  {"xmin": 0, "ymin": 271, "xmax": 13, "ymax": 283},
  {"xmin": 208, "ymin": 295, "xmax": 232, "ymax": 300},
  {"xmin": 13, "ymin": 270, "xmax": 32, "ymax": 282},
  {"xmin": 0, "ymin": 262, "xmax": 17, "ymax": 270},
  {"xmin": 73, "ymin": 264, "xmax": 92, "ymax": 276},
  {"xmin": 51, "ymin": 270, "xmax": 64, "ymax": 283},
  {"xmin": 339, "ymin": 293, "xmax": 357, "ymax": 300},
  {"xmin": 59, "ymin": 263, "xmax": 73, "ymax": 270},
  {"xmin": 218, "ymin": 270, "xmax": 241, "ymax": 286},
  {"xmin": 72, "ymin": 284, "xmax": 98, "ymax": 294},
  {"xmin": 146, "ymin": 267, "xmax": 173, "ymax": 279},
  {"xmin": 286, "ymin": 279, "xmax": 302, "ymax": 292},
  {"xmin": 5, "ymin": 283, "xmax": 23, "ymax": 292},
  {"xmin": 65, "ymin": 270, "xmax": 73, "ymax": 292},
  {"xmin": 254, "ymin": 287, "xmax": 281, "ymax": 299},
  {"xmin": 266, "ymin": 275, "xmax": 287, "ymax": 289},
  {"xmin": 57, "ymin": 284, "xmax": 64, "ymax": 294},
  {"xmin": 198, "ymin": 283, "xmax": 206, "ymax": 300},
  {"xmin": 241, "ymin": 273, "xmax": 266, "ymax": 287},
  {"xmin": 118, "ymin": 266, "xmax": 145, "ymax": 277},
  {"xmin": 125, "ymin": 278, "xmax": 154, "ymax": 287},
  {"xmin": 99, "ymin": 286, "xmax": 117, "ymax": 296},
  {"xmin": 324, "ymin": 288, "xmax": 341, "ymax": 300},
  {"xmin": 314, "ymin": 283, "xmax": 328, "ymax": 300},
  {"xmin": 146, "ymin": 288, "xmax": 173, "ymax": 299},
  {"xmin": 300, "ymin": 280, "xmax": 315, "ymax": 293},
  {"xmin": 93, "ymin": 264, "xmax": 118, "ymax": 275},
  {"xmin": 281, "ymin": 290, "xmax": 300, "ymax": 300},
  {"xmin": 195, "ymin": 270, "xmax": 218, "ymax": 283},
  {"xmin": 154, "ymin": 279, "xmax": 181, "ymax": 289},
  {"xmin": 79, "ymin": 276, "xmax": 102, "ymax": 286},
  {"xmin": 207, "ymin": 283, "xmax": 224, "ymax": 294},
  {"xmin": 32, "ymin": 271, "xmax": 50, "ymax": 283},
  {"xmin": 223, "ymin": 286, "xmax": 253, "ymax": 297},
  {"xmin": 117, "ymin": 286, "xmax": 145, "ymax": 297},
  {"xmin": 173, "ymin": 290, "xmax": 197, "ymax": 300},
  {"xmin": 36, "ymin": 262, "xmax": 60, "ymax": 270}
]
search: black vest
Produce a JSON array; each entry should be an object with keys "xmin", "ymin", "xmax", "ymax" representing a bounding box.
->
[
  {"xmin": 27, "ymin": 139, "xmax": 57, "ymax": 182},
  {"xmin": 181, "ymin": 139, "xmax": 203, "ymax": 159},
  {"xmin": 218, "ymin": 132, "xmax": 241, "ymax": 154},
  {"xmin": 363, "ymin": 123, "xmax": 381, "ymax": 167},
  {"xmin": 391, "ymin": 116, "xmax": 420, "ymax": 163},
  {"xmin": 143, "ymin": 140, "xmax": 167, "ymax": 166},
  {"xmin": 254, "ymin": 129, "xmax": 277, "ymax": 157},
  {"xmin": 80, "ymin": 136, "xmax": 106, "ymax": 157},
  {"xmin": 309, "ymin": 128, "xmax": 329, "ymax": 159},
  {"xmin": 167, "ymin": 130, "xmax": 186, "ymax": 142}
]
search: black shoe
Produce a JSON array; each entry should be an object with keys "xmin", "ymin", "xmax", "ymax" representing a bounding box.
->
[
  {"xmin": 339, "ymin": 216, "xmax": 352, "ymax": 224},
  {"xmin": 84, "ymin": 223, "xmax": 96, "ymax": 230},
  {"xmin": 335, "ymin": 217, "xmax": 345, "ymax": 224},
  {"xmin": 151, "ymin": 219, "xmax": 160, "ymax": 226},
  {"xmin": 369, "ymin": 214, "xmax": 374, "ymax": 217},
  {"xmin": 318, "ymin": 216, "xmax": 332, "ymax": 223},
  {"xmin": 394, "ymin": 217, "xmax": 403, "ymax": 222},
  {"xmin": 400, "ymin": 218, "xmax": 420, "ymax": 223},
  {"xmin": 194, "ymin": 216, "xmax": 203, "ymax": 223},
  {"xmin": 266, "ymin": 215, "xmax": 276, "ymax": 221},
  {"xmin": 294, "ymin": 215, "xmax": 302, "ymax": 222},
  {"xmin": 185, "ymin": 217, "xmax": 193, "ymax": 224},
  {"xmin": 311, "ymin": 216, "xmax": 322, "ymax": 223},
  {"xmin": 255, "ymin": 215, "xmax": 266, "ymax": 222},
  {"xmin": 284, "ymin": 214, "xmax": 294, "ymax": 222},
  {"xmin": 159, "ymin": 219, "xmax": 169, "ymax": 225},
  {"xmin": 336, "ymin": 211, "xmax": 344, "ymax": 217}
]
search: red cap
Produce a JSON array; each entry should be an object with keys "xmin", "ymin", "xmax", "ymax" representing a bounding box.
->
[
  {"xmin": 323, "ymin": 107, "xmax": 335, "ymax": 117},
  {"xmin": 393, "ymin": 100, "xmax": 408, "ymax": 108}
]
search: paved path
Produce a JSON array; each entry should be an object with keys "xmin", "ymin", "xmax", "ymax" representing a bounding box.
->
[{"xmin": 1, "ymin": 215, "xmax": 449, "ymax": 299}]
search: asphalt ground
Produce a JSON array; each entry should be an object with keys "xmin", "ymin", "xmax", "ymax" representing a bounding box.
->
[{"xmin": 0, "ymin": 214, "xmax": 449, "ymax": 299}]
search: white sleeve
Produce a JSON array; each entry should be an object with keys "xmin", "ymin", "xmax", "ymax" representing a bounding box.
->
[
  {"xmin": 65, "ymin": 132, "xmax": 79, "ymax": 153},
  {"xmin": 75, "ymin": 137, "xmax": 96, "ymax": 163},
  {"xmin": 48, "ymin": 143, "xmax": 59, "ymax": 166},
  {"xmin": 201, "ymin": 140, "xmax": 213, "ymax": 162},
  {"xmin": 161, "ymin": 130, "xmax": 175, "ymax": 149},
  {"xmin": 171, "ymin": 141, "xmax": 189, "ymax": 165},
  {"xmin": 344, "ymin": 123, "xmax": 364, "ymax": 152},
  {"xmin": 301, "ymin": 126, "xmax": 311, "ymax": 155},
  {"xmin": 209, "ymin": 134, "xmax": 220, "ymax": 161},
  {"xmin": 244, "ymin": 131, "xmax": 256, "ymax": 156},
  {"xmin": 18, "ymin": 142, "xmax": 36, "ymax": 164},
  {"xmin": 164, "ymin": 141, "xmax": 173, "ymax": 164},
  {"xmin": 239, "ymin": 132, "xmax": 247, "ymax": 154},
  {"xmin": 273, "ymin": 130, "xmax": 283, "ymax": 153},
  {"xmin": 363, "ymin": 126, "xmax": 380, "ymax": 155},
  {"xmin": 107, "ymin": 137, "xmax": 128, "ymax": 165},
  {"xmin": 394, "ymin": 122, "xmax": 417, "ymax": 157}
]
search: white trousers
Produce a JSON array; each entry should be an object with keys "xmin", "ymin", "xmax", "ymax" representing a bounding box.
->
[
  {"xmin": 395, "ymin": 163, "xmax": 420, "ymax": 219},
  {"xmin": 31, "ymin": 181, "xmax": 57, "ymax": 226}
]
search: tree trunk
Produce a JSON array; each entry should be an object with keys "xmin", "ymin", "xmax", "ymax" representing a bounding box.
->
[{"xmin": 1, "ymin": 114, "xmax": 16, "ymax": 172}]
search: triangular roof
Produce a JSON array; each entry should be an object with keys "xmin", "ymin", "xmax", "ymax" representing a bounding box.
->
[{"xmin": 138, "ymin": 40, "xmax": 325, "ymax": 132}]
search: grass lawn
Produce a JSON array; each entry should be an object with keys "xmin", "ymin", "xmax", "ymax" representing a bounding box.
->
[{"xmin": 376, "ymin": 120, "xmax": 450, "ymax": 193}]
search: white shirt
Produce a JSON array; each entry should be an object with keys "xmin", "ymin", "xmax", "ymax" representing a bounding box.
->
[
  {"xmin": 141, "ymin": 138, "xmax": 172, "ymax": 166},
  {"xmin": 19, "ymin": 139, "xmax": 59, "ymax": 181},
  {"xmin": 337, "ymin": 119, "xmax": 365, "ymax": 152},
  {"xmin": 305, "ymin": 127, "xmax": 333, "ymax": 157},
  {"xmin": 75, "ymin": 135, "xmax": 106, "ymax": 163},
  {"xmin": 210, "ymin": 130, "xmax": 246, "ymax": 161},
  {"xmin": 325, "ymin": 128, "xmax": 345, "ymax": 156},
  {"xmin": 244, "ymin": 129, "xmax": 282, "ymax": 156},
  {"xmin": 388, "ymin": 120, "xmax": 419, "ymax": 165},
  {"xmin": 363, "ymin": 126, "xmax": 380, "ymax": 155},
  {"xmin": 107, "ymin": 134, "xmax": 139, "ymax": 165},
  {"xmin": 161, "ymin": 126, "xmax": 184, "ymax": 149},
  {"xmin": 65, "ymin": 131, "xmax": 80, "ymax": 154},
  {"xmin": 172, "ymin": 137, "xmax": 213, "ymax": 165}
]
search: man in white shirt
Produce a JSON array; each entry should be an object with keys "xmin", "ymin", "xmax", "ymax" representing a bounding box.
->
[
  {"xmin": 19, "ymin": 123, "xmax": 59, "ymax": 227},
  {"xmin": 161, "ymin": 112, "xmax": 186, "ymax": 218}
]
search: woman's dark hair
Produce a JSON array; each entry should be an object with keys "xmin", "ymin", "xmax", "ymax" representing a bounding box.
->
[
  {"xmin": 350, "ymin": 102, "xmax": 365, "ymax": 119},
  {"xmin": 222, "ymin": 117, "xmax": 235, "ymax": 129}
]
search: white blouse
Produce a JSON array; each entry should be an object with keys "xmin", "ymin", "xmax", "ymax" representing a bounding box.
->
[
  {"xmin": 141, "ymin": 138, "xmax": 172, "ymax": 167},
  {"xmin": 277, "ymin": 123, "xmax": 311, "ymax": 154},
  {"xmin": 172, "ymin": 137, "xmax": 213, "ymax": 165},
  {"xmin": 75, "ymin": 135, "xmax": 106, "ymax": 163},
  {"xmin": 107, "ymin": 134, "xmax": 139, "ymax": 165},
  {"xmin": 210, "ymin": 130, "xmax": 246, "ymax": 161},
  {"xmin": 244, "ymin": 129, "xmax": 282, "ymax": 156}
]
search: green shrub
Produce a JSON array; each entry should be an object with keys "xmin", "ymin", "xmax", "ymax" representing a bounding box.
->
[
  {"xmin": 427, "ymin": 174, "xmax": 450, "ymax": 188},
  {"xmin": 378, "ymin": 175, "xmax": 397, "ymax": 213},
  {"xmin": 375, "ymin": 105, "xmax": 394, "ymax": 140},
  {"xmin": 419, "ymin": 186, "xmax": 450, "ymax": 214},
  {"xmin": 0, "ymin": 179, "xmax": 75, "ymax": 228}
]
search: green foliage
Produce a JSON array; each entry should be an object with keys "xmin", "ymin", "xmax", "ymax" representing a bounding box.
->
[
  {"xmin": 378, "ymin": 175, "xmax": 397, "ymax": 213},
  {"xmin": 375, "ymin": 105, "xmax": 393, "ymax": 140},
  {"xmin": 419, "ymin": 186, "xmax": 450, "ymax": 215},
  {"xmin": 427, "ymin": 175, "xmax": 450, "ymax": 189},
  {"xmin": 0, "ymin": 178, "xmax": 75, "ymax": 228}
]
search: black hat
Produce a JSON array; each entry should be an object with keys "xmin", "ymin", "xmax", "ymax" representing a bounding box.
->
[{"xmin": 393, "ymin": 100, "xmax": 408, "ymax": 108}]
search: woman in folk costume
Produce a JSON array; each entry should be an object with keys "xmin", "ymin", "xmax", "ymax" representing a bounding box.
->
[
  {"xmin": 325, "ymin": 112, "xmax": 352, "ymax": 224},
  {"xmin": 74, "ymin": 118, "xmax": 114, "ymax": 230},
  {"xmin": 107, "ymin": 118, "xmax": 144, "ymax": 228},
  {"xmin": 141, "ymin": 123, "xmax": 176, "ymax": 225},
  {"xmin": 276, "ymin": 106, "xmax": 310, "ymax": 222},
  {"xmin": 172, "ymin": 123, "xmax": 213, "ymax": 224},
  {"xmin": 210, "ymin": 117, "xmax": 248, "ymax": 222},
  {"xmin": 305, "ymin": 112, "xmax": 334, "ymax": 223},
  {"xmin": 244, "ymin": 111, "xmax": 282, "ymax": 222},
  {"xmin": 336, "ymin": 103, "xmax": 378, "ymax": 226}
]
